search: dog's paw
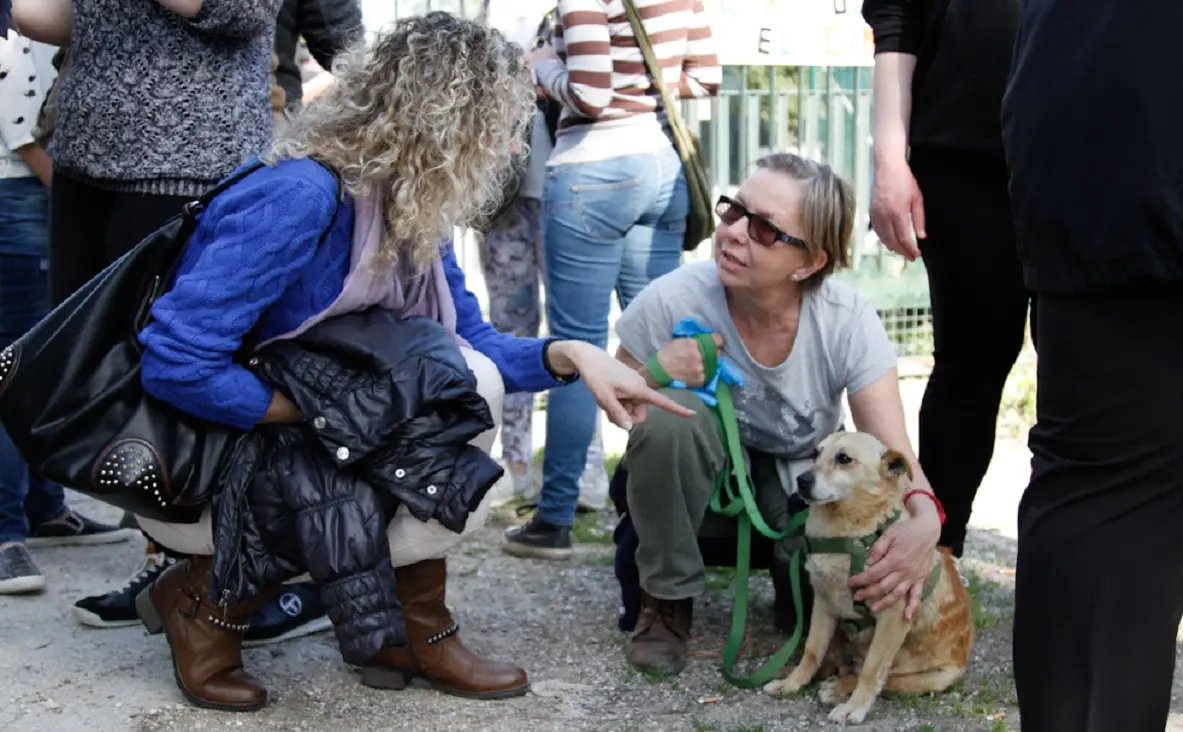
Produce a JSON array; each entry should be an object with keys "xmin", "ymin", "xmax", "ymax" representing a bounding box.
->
[
  {"xmin": 764, "ymin": 665, "xmax": 815, "ymax": 697},
  {"xmin": 828, "ymin": 700, "xmax": 871, "ymax": 725},
  {"xmin": 818, "ymin": 676, "xmax": 852, "ymax": 706},
  {"xmin": 763, "ymin": 676, "xmax": 804, "ymax": 697}
]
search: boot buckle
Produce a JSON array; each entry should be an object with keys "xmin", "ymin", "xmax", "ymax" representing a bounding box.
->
[{"xmin": 425, "ymin": 622, "xmax": 459, "ymax": 646}]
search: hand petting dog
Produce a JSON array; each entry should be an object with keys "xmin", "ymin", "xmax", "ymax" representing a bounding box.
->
[{"xmin": 850, "ymin": 508, "xmax": 942, "ymax": 618}]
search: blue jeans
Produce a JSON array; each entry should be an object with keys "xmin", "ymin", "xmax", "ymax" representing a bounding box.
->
[
  {"xmin": 0, "ymin": 176, "xmax": 67, "ymax": 543},
  {"xmin": 539, "ymin": 144, "xmax": 689, "ymax": 527}
]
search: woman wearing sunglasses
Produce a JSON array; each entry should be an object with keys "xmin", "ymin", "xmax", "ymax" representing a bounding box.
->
[{"xmin": 610, "ymin": 152, "xmax": 945, "ymax": 677}]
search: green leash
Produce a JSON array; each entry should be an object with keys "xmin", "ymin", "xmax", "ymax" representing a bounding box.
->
[
  {"xmin": 645, "ymin": 334, "xmax": 942, "ymax": 688},
  {"xmin": 648, "ymin": 334, "xmax": 809, "ymax": 688}
]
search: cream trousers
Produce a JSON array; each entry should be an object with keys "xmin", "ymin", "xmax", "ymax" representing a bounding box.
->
[{"xmin": 136, "ymin": 347, "xmax": 503, "ymax": 569}]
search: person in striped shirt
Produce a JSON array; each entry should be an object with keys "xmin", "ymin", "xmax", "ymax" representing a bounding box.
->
[{"xmin": 504, "ymin": 0, "xmax": 720, "ymax": 560}]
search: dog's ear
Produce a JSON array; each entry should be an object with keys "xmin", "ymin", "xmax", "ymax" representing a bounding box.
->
[{"xmin": 880, "ymin": 450, "xmax": 913, "ymax": 482}]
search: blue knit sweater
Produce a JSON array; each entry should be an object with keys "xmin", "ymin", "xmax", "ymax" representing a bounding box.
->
[{"xmin": 139, "ymin": 158, "xmax": 559, "ymax": 431}]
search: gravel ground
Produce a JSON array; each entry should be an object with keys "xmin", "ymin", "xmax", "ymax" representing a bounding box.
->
[
  {"xmin": 5, "ymin": 430, "xmax": 1183, "ymax": 731},
  {"xmin": 2, "ymin": 490, "xmax": 1023, "ymax": 732}
]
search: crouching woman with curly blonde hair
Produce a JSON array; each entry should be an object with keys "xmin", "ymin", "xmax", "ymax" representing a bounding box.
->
[{"xmin": 125, "ymin": 12, "xmax": 688, "ymax": 712}]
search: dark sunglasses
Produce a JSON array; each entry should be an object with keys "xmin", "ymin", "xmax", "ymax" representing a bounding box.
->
[{"xmin": 715, "ymin": 195, "xmax": 808, "ymax": 249}]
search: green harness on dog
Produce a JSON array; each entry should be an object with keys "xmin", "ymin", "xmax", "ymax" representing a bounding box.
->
[
  {"xmin": 646, "ymin": 332, "xmax": 941, "ymax": 689},
  {"xmin": 803, "ymin": 512, "xmax": 944, "ymax": 639}
]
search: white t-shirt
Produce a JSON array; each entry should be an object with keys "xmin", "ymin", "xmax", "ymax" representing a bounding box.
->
[
  {"xmin": 0, "ymin": 33, "xmax": 58, "ymax": 178},
  {"xmin": 615, "ymin": 260, "xmax": 899, "ymax": 463}
]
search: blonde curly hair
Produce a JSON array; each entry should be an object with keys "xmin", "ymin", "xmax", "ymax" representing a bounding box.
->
[{"xmin": 268, "ymin": 12, "xmax": 536, "ymax": 268}]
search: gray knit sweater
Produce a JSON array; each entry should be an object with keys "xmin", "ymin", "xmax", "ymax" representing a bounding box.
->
[{"xmin": 49, "ymin": 0, "xmax": 281, "ymax": 197}]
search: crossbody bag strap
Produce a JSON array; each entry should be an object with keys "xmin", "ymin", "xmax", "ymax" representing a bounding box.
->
[{"xmin": 620, "ymin": 0, "xmax": 693, "ymax": 150}]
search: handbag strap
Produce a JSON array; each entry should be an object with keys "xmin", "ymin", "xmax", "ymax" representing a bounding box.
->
[
  {"xmin": 183, "ymin": 160, "xmax": 269, "ymax": 219},
  {"xmin": 154, "ymin": 159, "xmax": 345, "ymax": 356},
  {"xmin": 621, "ymin": 0, "xmax": 690, "ymax": 142}
]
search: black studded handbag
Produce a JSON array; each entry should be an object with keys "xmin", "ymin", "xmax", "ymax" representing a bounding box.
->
[{"xmin": 0, "ymin": 160, "xmax": 342, "ymax": 523}]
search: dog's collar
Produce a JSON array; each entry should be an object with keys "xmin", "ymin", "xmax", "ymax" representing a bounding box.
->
[{"xmin": 802, "ymin": 509, "xmax": 943, "ymax": 634}]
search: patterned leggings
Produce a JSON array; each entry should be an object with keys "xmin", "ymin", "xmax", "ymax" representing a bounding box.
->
[{"xmin": 477, "ymin": 198, "xmax": 604, "ymax": 473}]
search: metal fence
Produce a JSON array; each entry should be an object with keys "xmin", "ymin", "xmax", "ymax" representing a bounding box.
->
[{"xmin": 451, "ymin": 64, "xmax": 938, "ymax": 359}]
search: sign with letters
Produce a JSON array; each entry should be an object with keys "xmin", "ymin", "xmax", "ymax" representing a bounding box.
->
[
  {"xmin": 359, "ymin": 0, "xmax": 874, "ymax": 68},
  {"xmin": 705, "ymin": 0, "xmax": 874, "ymax": 67}
]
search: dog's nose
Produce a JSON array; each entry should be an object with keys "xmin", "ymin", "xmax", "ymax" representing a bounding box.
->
[{"xmin": 796, "ymin": 470, "xmax": 815, "ymax": 498}]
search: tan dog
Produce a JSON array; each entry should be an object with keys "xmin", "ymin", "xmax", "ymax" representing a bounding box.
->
[{"xmin": 763, "ymin": 431, "xmax": 973, "ymax": 725}]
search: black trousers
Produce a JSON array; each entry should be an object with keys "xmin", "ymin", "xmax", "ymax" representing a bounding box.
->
[
  {"xmin": 1014, "ymin": 289, "xmax": 1183, "ymax": 732},
  {"xmin": 910, "ymin": 145, "xmax": 1033, "ymax": 557},
  {"xmin": 48, "ymin": 173, "xmax": 191, "ymax": 306},
  {"xmin": 48, "ymin": 173, "xmax": 191, "ymax": 544}
]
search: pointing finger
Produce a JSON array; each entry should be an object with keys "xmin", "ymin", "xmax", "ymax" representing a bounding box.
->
[{"xmin": 639, "ymin": 387, "xmax": 696, "ymax": 417}]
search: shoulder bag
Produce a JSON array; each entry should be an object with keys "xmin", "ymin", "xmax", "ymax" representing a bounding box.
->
[{"xmin": 0, "ymin": 159, "xmax": 342, "ymax": 523}]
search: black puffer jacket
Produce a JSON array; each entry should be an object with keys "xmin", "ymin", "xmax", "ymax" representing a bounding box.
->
[{"xmin": 210, "ymin": 310, "xmax": 503, "ymax": 665}]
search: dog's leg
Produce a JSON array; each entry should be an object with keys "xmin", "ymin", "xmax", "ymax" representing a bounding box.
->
[
  {"xmin": 762, "ymin": 597, "xmax": 837, "ymax": 697},
  {"xmin": 818, "ymin": 674, "xmax": 858, "ymax": 705},
  {"xmin": 816, "ymin": 635, "xmax": 847, "ymax": 680},
  {"xmin": 828, "ymin": 613, "xmax": 911, "ymax": 725},
  {"xmin": 882, "ymin": 665, "xmax": 965, "ymax": 695}
]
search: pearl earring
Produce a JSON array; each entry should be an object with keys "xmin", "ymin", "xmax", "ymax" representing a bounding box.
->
[{"xmin": 791, "ymin": 274, "xmax": 802, "ymax": 281}]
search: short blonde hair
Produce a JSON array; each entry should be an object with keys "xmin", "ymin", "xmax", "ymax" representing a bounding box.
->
[
  {"xmin": 755, "ymin": 153, "xmax": 855, "ymax": 287},
  {"xmin": 268, "ymin": 12, "xmax": 535, "ymax": 269}
]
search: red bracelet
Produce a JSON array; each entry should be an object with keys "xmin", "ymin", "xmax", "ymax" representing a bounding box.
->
[{"xmin": 903, "ymin": 490, "xmax": 946, "ymax": 525}]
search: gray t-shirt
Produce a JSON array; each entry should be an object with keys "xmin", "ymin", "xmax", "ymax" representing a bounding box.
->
[{"xmin": 615, "ymin": 260, "xmax": 899, "ymax": 463}]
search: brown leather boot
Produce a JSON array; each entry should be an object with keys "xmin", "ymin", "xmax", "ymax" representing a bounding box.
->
[
  {"xmin": 360, "ymin": 558, "xmax": 529, "ymax": 699},
  {"xmin": 625, "ymin": 592, "xmax": 693, "ymax": 675},
  {"xmin": 135, "ymin": 556, "xmax": 277, "ymax": 712}
]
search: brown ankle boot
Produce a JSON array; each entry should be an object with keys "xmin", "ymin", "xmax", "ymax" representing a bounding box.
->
[
  {"xmin": 135, "ymin": 556, "xmax": 277, "ymax": 711},
  {"xmin": 360, "ymin": 558, "xmax": 529, "ymax": 699},
  {"xmin": 625, "ymin": 592, "xmax": 693, "ymax": 675}
]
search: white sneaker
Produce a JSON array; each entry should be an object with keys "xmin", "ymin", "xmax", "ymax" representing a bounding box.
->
[{"xmin": 577, "ymin": 465, "xmax": 609, "ymax": 512}]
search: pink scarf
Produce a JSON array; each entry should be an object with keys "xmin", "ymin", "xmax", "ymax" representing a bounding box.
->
[{"xmin": 265, "ymin": 191, "xmax": 465, "ymax": 346}]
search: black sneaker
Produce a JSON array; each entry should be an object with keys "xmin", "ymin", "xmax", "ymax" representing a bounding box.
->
[
  {"xmin": 503, "ymin": 514, "xmax": 573, "ymax": 560},
  {"xmin": 72, "ymin": 552, "xmax": 176, "ymax": 628},
  {"xmin": 27, "ymin": 511, "xmax": 136, "ymax": 548},
  {"xmin": 243, "ymin": 582, "xmax": 332, "ymax": 647},
  {"xmin": 0, "ymin": 543, "xmax": 46, "ymax": 594}
]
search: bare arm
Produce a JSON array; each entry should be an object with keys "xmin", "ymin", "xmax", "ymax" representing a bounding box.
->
[
  {"xmin": 870, "ymin": 53, "xmax": 916, "ymax": 170},
  {"xmin": 16, "ymin": 144, "xmax": 52, "ymax": 186},
  {"xmin": 259, "ymin": 391, "xmax": 304, "ymax": 424},
  {"xmin": 615, "ymin": 346, "xmax": 662, "ymax": 389},
  {"xmin": 301, "ymin": 73, "xmax": 336, "ymax": 104},
  {"xmin": 12, "ymin": 0, "xmax": 73, "ymax": 46},
  {"xmin": 0, "ymin": 33, "xmax": 54, "ymax": 185},
  {"xmin": 155, "ymin": 0, "xmax": 204, "ymax": 18},
  {"xmin": 676, "ymin": 0, "xmax": 721, "ymax": 99},
  {"xmin": 863, "ymin": 0, "xmax": 927, "ymax": 261},
  {"xmin": 847, "ymin": 368, "xmax": 939, "ymax": 519},
  {"xmin": 157, "ymin": 0, "xmax": 282, "ymax": 38},
  {"xmin": 531, "ymin": 0, "xmax": 614, "ymax": 118},
  {"xmin": 847, "ymin": 369, "xmax": 943, "ymax": 619}
]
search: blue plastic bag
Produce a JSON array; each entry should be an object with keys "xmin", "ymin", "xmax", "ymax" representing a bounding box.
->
[{"xmin": 663, "ymin": 317, "xmax": 744, "ymax": 407}]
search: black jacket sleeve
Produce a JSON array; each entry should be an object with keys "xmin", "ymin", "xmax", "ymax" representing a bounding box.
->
[
  {"xmin": 861, "ymin": 0, "xmax": 922, "ymax": 55},
  {"xmin": 298, "ymin": 0, "xmax": 364, "ymax": 72}
]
